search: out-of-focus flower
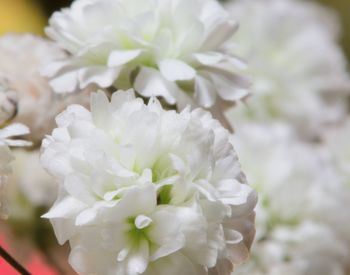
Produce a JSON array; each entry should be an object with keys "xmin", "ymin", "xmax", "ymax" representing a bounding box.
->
[
  {"xmin": 8, "ymin": 150, "xmax": 57, "ymax": 209},
  {"xmin": 1, "ymin": 149, "xmax": 57, "ymax": 258},
  {"xmin": 225, "ymin": 0, "xmax": 350, "ymax": 138},
  {"xmin": 2, "ymin": 149, "xmax": 74, "ymax": 275},
  {"xmin": 43, "ymin": 0, "xmax": 250, "ymax": 110},
  {"xmin": 323, "ymin": 119, "xmax": 350, "ymax": 179},
  {"xmin": 235, "ymin": 222, "xmax": 348, "ymax": 275},
  {"xmin": 0, "ymin": 78, "xmax": 17, "ymax": 126},
  {"xmin": 0, "ymin": 123, "xmax": 31, "ymax": 219},
  {"xmin": 321, "ymin": 120, "xmax": 350, "ymax": 251},
  {"xmin": 41, "ymin": 90, "xmax": 256, "ymax": 274},
  {"xmin": 0, "ymin": 34, "xmax": 91, "ymax": 145},
  {"xmin": 231, "ymin": 123, "xmax": 350, "ymax": 275},
  {"xmin": 0, "ymin": 123, "xmax": 31, "ymax": 168}
]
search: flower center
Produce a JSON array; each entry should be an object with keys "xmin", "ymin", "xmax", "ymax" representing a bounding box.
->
[
  {"xmin": 127, "ymin": 215, "xmax": 152, "ymax": 244},
  {"xmin": 157, "ymin": 185, "xmax": 172, "ymax": 205}
]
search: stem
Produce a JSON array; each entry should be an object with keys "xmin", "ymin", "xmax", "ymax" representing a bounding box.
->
[{"xmin": 0, "ymin": 245, "xmax": 31, "ymax": 275}]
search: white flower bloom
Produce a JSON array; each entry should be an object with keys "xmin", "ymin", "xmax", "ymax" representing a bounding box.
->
[
  {"xmin": 235, "ymin": 222, "xmax": 348, "ymax": 275},
  {"xmin": 2, "ymin": 150, "xmax": 57, "ymax": 223},
  {"xmin": 0, "ymin": 34, "xmax": 91, "ymax": 145},
  {"xmin": 0, "ymin": 147, "xmax": 13, "ymax": 219},
  {"xmin": 0, "ymin": 123, "xmax": 31, "ymax": 153},
  {"xmin": 231, "ymin": 123, "xmax": 350, "ymax": 275},
  {"xmin": 8, "ymin": 150, "xmax": 57, "ymax": 207},
  {"xmin": 0, "ymin": 123, "xmax": 31, "ymax": 219},
  {"xmin": 41, "ymin": 90, "xmax": 256, "ymax": 274},
  {"xmin": 225, "ymin": 0, "xmax": 350, "ymax": 138},
  {"xmin": 0, "ymin": 78, "xmax": 17, "ymax": 126},
  {"xmin": 323, "ymin": 119, "xmax": 350, "ymax": 178},
  {"xmin": 43, "ymin": 0, "xmax": 250, "ymax": 110},
  {"xmin": 321, "ymin": 120, "xmax": 350, "ymax": 249},
  {"xmin": 0, "ymin": 123, "xmax": 31, "ymax": 180}
]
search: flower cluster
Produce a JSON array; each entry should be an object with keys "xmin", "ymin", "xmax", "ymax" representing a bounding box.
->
[
  {"xmin": 225, "ymin": 0, "xmax": 350, "ymax": 138},
  {"xmin": 0, "ymin": 34, "xmax": 91, "ymax": 145},
  {"xmin": 43, "ymin": 0, "xmax": 250, "ymax": 110},
  {"xmin": 221, "ymin": 1, "xmax": 350, "ymax": 274},
  {"xmin": 232, "ymin": 123, "xmax": 350, "ymax": 275},
  {"xmin": 41, "ymin": 90, "xmax": 256, "ymax": 274},
  {"xmin": 0, "ymin": 123, "xmax": 31, "ymax": 219},
  {"xmin": 0, "ymin": 0, "xmax": 259, "ymax": 272},
  {"xmin": 3, "ymin": 0, "xmax": 350, "ymax": 273},
  {"xmin": 321, "ymin": 120, "xmax": 350, "ymax": 246},
  {"xmin": 0, "ymin": 78, "xmax": 17, "ymax": 126},
  {"xmin": 9, "ymin": 150, "xmax": 57, "ymax": 208}
]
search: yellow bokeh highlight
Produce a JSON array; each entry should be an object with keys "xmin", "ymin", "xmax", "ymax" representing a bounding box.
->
[{"xmin": 0, "ymin": 0, "xmax": 46, "ymax": 36}]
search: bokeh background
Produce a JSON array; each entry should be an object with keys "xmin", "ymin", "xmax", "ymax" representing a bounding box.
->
[{"xmin": 0, "ymin": 0, "xmax": 349, "ymax": 274}]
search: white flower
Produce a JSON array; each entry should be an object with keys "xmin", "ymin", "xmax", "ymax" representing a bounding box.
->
[
  {"xmin": 2, "ymin": 150, "xmax": 57, "ymax": 222},
  {"xmin": 43, "ymin": 0, "xmax": 250, "ymax": 110},
  {"xmin": 0, "ymin": 34, "xmax": 91, "ymax": 145},
  {"xmin": 0, "ymin": 123, "xmax": 31, "ymax": 152},
  {"xmin": 0, "ymin": 78, "xmax": 17, "ymax": 126},
  {"xmin": 321, "ymin": 120, "xmax": 350, "ymax": 248},
  {"xmin": 0, "ymin": 123, "xmax": 31, "ymax": 177},
  {"xmin": 8, "ymin": 150, "xmax": 57, "ymax": 207},
  {"xmin": 235, "ymin": 222, "xmax": 348, "ymax": 275},
  {"xmin": 225, "ymin": 0, "xmax": 350, "ymax": 138},
  {"xmin": 0, "ymin": 123, "xmax": 31, "ymax": 219},
  {"xmin": 322, "ymin": 119, "xmax": 350, "ymax": 179},
  {"xmin": 41, "ymin": 90, "xmax": 256, "ymax": 274},
  {"xmin": 0, "ymin": 147, "xmax": 13, "ymax": 219},
  {"xmin": 231, "ymin": 123, "xmax": 350, "ymax": 275}
]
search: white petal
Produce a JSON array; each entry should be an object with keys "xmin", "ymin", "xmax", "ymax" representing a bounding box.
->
[
  {"xmin": 0, "ymin": 123, "xmax": 29, "ymax": 139},
  {"xmin": 55, "ymin": 104, "xmax": 91, "ymax": 127},
  {"xmin": 64, "ymin": 174, "xmax": 96, "ymax": 205},
  {"xmin": 91, "ymin": 91, "xmax": 111, "ymax": 128},
  {"xmin": 51, "ymin": 218, "xmax": 78, "ymax": 245},
  {"xmin": 40, "ymin": 151, "xmax": 73, "ymax": 179},
  {"xmin": 111, "ymin": 89, "xmax": 136, "ymax": 109},
  {"xmin": 127, "ymin": 240, "xmax": 149, "ymax": 274},
  {"xmin": 42, "ymin": 196, "xmax": 86, "ymax": 219},
  {"xmin": 108, "ymin": 49, "xmax": 142, "ymax": 67},
  {"xmin": 41, "ymin": 59, "xmax": 74, "ymax": 77},
  {"xmin": 193, "ymin": 52, "xmax": 224, "ymax": 66},
  {"xmin": 135, "ymin": 215, "xmax": 153, "ymax": 229},
  {"xmin": 159, "ymin": 59, "xmax": 196, "ymax": 81},
  {"xmin": 209, "ymin": 72, "xmax": 249, "ymax": 101},
  {"xmin": 224, "ymin": 229, "xmax": 243, "ymax": 245},
  {"xmin": 150, "ymin": 237, "xmax": 184, "ymax": 261},
  {"xmin": 169, "ymin": 154, "xmax": 186, "ymax": 175},
  {"xmin": 117, "ymin": 247, "xmax": 130, "ymax": 262},
  {"xmin": 134, "ymin": 67, "xmax": 176, "ymax": 104},
  {"xmin": 202, "ymin": 20, "xmax": 238, "ymax": 50},
  {"xmin": 76, "ymin": 208, "xmax": 98, "ymax": 226},
  {"xmin": 194, "ymin": 74, "xmax": 217, "ymax": 108},
  {"xmin": 104, "ymin": 190, "xmax": 123, "ymax": 201},
  {"xmin": 149, "ymin": 210, "xmax": 184, "ymax": 260},
  {"xmin": 3, "ymin": 139, "xmax": 32, "ymax": 147},
  {"xmin": 49, "ymin": 70, "xmax": 79, "ymax": 93},
  {"xmin": 78, "ymin": 66, "xmax": 121, "ymax": 89}
]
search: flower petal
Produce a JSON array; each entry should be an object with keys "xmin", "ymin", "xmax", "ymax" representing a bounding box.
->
[
  {"xmin": 108, "ymin": 49, "xmax": 142, "ymax": 67},
  {"xmin": 134, "ymin": 67, "xmax": 176, "ymax": 104},
  {"xmin": 159, "ymin": 59, "xmax": 196, "ymax": 81}
]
